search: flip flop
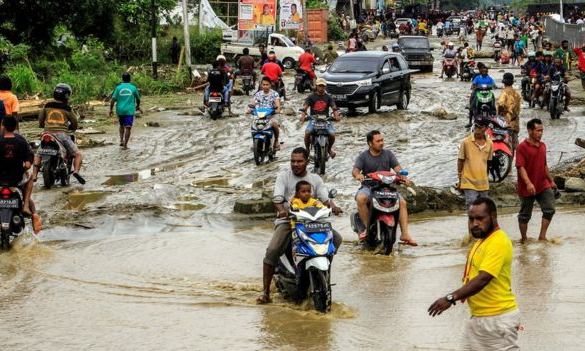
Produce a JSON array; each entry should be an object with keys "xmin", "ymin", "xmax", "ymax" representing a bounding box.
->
[
  {"xmin": 400, "ymin": 239, "xmax": 418, "ymax": 247},
  {"xmin": 72, "ymin": 172, "xmax": 86, "ymax": 185},
  {"xmin": 358, "ymin": 230, "xmax": 367, "ymax": 242}
]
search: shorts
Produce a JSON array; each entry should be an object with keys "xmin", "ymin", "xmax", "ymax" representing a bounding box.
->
[
  {"xmin": 306, "ymin": 120, "xmax": 335, "ymax": 135},
  {"xmin": 460, "ymin": 309, "xmax": 521, "ymax": 351},
  {"xmin": 37, "ymin": 131, "xmax": 78, "ymax": 156},
  {"xmin": 118, "ymin": 115, "xmax": 134, "ymax": 127},
  {"xmin": 518, "ymin": 188, "xmax": 556, "ymax": 223}
]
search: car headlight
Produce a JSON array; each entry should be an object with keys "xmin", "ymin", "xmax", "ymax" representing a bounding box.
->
[{"xmin": 354, "ymin": 79, "xmax": 372, "ymax": 87}]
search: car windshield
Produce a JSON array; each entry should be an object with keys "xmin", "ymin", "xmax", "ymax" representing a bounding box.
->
[
  {"xmin": 399, "ymin": 39, "xmax": 429, "ymax": 49},
  {"xmin": 279, "ymin": 36, "xmax": 294, "ymax": 47},
  {"xmin": 328, "ymin": 59, "xmax": 379, "ymax": 73}
]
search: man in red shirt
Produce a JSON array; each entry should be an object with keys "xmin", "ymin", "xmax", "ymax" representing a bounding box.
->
[
  {"xmin": 515, "ymin": 118, "xmax": 557, "ymax": 243},
  {"xmin": 573, "ymin": 44, "xmax": 585, "ymax": 90},
  {"xmin": 298, "ymin": 47, "xmax": 317, "ymax": 87},
  {"xmin": 261, "ymin": 55, "xmax": 283, "ymax": 84}
]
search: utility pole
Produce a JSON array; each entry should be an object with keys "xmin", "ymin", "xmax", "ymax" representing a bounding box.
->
[
  {"xmin": 302, "ymin": 0, "xmax": 309, "ymax": 44},
  {"xmin": 151, "ymin": 0, "xmax": 158, "ymax": 79},
  {"xmin": 182, "ymin": 0, "xmax": 192, "ymax": 76},
  {"xmin": 560, "ymin": 0, "xmax": 564, "ymax": 21},
  {"xmin": 349, "ymin": 0, "xmax": 355, "ymax": 20}
]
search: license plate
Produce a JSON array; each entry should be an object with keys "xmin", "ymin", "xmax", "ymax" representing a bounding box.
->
[
  {"xmin": 0, "ymin": 198, "xmax": 19, "ymax": 209},
  {"xmin": 38, "ymin": 148, "xmax": 58, "ymax": 156},
  {"xmin": 331, "ymin": 94, "xmax": 346, "ymax": 101},
  {"xmin": 313, "ymin": 122, "xmax": 329, "ymax": 130},
  {"xmin": 374, "ymin": 190, "xmax": 398, "ymax": 199},
  {"xmin": 209, "ymin": 97, "xmax": 222, "ymax": 102},
  {"xmin": 304, "ymin": 222, "xmax": 332, "ymax": 233}
]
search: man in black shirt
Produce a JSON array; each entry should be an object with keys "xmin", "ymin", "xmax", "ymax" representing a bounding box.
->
[
  {"xmin": 300, "ymin": 78, "xmax": 341, "ymax": 158},
  {"xmin": 546, "ymin": 58, "xmax": 571, "ymax": 111},
  {"xmin": 204, "ymin": 60, "xmax": 228, "ymax": 107},
  {"xmin": 0, "ymin": 116, "xmax": 41, "ymax": 233}
]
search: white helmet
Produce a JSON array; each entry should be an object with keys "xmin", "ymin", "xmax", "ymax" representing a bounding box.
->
[{"xmin": 216, "ymin": 54, "xmax": 226, "ymax": 61}]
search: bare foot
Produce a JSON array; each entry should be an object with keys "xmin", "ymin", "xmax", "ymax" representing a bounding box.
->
[
  {"xmin": 256, "ymin": 293, "xmax": 272, "ymax": 304},
  {"xmin": 32, "ymin": 213, "xmax": 42, "ymax": 234},
  {"xmin": 273, "ymin": 143, "xmax": 281, "ymax": 151},
  {"xmin": 328, "ymin": 150, "xmax": 336, "ymax": 159},
  {"xmin": 538, "ymin": 237, "xmax": 548, "ymax": 242},
  {"xmin": 520, "ymin": 237, "xmax": 527, "ymax": 244}
]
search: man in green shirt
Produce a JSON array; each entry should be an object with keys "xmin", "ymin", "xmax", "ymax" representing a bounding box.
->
[
  {"xmin": 554, "ymin": 40, "xmax": 576, "ymax": 71},
  {"xmin": 109, "ymin": 72, "xmax": 141, "ymax": 149}
]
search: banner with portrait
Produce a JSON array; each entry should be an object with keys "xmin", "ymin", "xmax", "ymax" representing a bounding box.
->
[
  {"xmin": 238, "ymin": 0, "xmax": 277, "ymax": 31},
  {"xmin": 279, "ymin": 0, "xmax": 303, "ymax": 30}
]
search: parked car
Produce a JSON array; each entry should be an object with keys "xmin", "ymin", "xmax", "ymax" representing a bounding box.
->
[
  {"xmin": 397, "ymin": 36, "xmax": 434, "ymax": 72},
  {"xmin": 322, "ymin": 52, "xmax": 411, "ymax": 114},
  {"xmin": 221, "ymin": 33, "xmax": 304, "ymax": 69}
]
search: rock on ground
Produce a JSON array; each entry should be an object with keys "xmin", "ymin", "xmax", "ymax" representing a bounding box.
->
[{"xmin": 565, "ymin": 177, "xmax": 585, "ymax": 192}]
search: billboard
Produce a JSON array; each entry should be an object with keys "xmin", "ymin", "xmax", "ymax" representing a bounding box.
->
[
  {"xmin": 238, "ymin": 0, "xmax": 277, "ymax": 31},
  {"xmin": 279, "ymin": 0, "xmax": 303, "ymax": 30}
]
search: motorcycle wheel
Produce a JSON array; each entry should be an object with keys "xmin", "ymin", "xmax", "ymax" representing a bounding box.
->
[
  {"xmin": 60, "ymin": 164, "xmax": 70, "ymax": 186},
  {"xmin": 310, "ymin": 269, "xmax": 331, "ymax": 313},
  {"xmin": 382, "ymin": 225, "xmax": 397, "ymax": 255},
  {"xmin": 42, "ymin": 164, "xmax": 54, "ymax": 189},
  {"xmin": 297, "ymin": 83, "xmax": 305, "ymax": 94},
  {"xmin": 253, "ymin": 139, "xmax": 263, "ymax": 165},
  {"xmin": 489, "ymin": 150, "xmax": 512, "ymax": 183},
  {"xmin": 549, "ymin": 99, "xmax": 558, "ymax": 119},
  {"xmin": 1, "ymin": 230, "xmax": 10, "ymax": 250},
  {"xmin": 318, "ymin": 145, "xmax": 327, "ymax": 175}
]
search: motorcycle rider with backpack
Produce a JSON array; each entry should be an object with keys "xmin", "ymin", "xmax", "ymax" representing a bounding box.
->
[
  {"xmin": 300, "ymin": 78, "xmax": 341, "ymax": 159},
  {"xmin": 204, "ymin": 60, "xmax": 229, "ymax": 110},
  {"xmin": 32, "ymin": 84, "xmax": 85, "ymax": 185}
]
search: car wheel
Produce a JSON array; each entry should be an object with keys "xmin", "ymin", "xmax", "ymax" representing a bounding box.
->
[
  {"xmin": 368, "ymin": 91, "xmax": 380, "ymax": 113},
  {"xmin": 282, "ymin": 58, "xmax": 295, "ymax": 70},
  {"xmin": 397, "ymin": 89, "xmax": 409, "ymax": 110}
]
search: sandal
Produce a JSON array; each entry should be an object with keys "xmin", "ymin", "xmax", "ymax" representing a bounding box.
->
[
  {"xmin": 358, "ymin": 230, "xmax": 367, "ymax": 242},
  {"xmin": 256, "ymin": 293, "xmax": 272, "ymax": 304},
  {"xmin": 400, "ymin": 238, "xmax": 418, "ymax": 247},
  {"xmin": 72, "ymin": 172, "xmax": 86, "ymax": 185}
]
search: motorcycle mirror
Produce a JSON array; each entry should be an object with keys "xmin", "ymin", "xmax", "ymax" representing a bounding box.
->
[
  {"xmin": 398, "ymin": 170, "xmax": 409, "ymax": 176},
  {"xmin": 328, "ymin": 189, "xmax": 337, "ymax": 199},
  {"xmin": 29, "ymin": 142, "xmax": 40, "ymax": 149},
  {"xmin": 272, "ymin": 195, "xmax": 285, "ymax": 204}
]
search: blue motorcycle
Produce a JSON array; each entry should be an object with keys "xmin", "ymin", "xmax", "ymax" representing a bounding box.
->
[
  {"xmin": 273, "ymin": 190, "xmax": 337, "ymax": 313},
  {"xmin": 251, "ymin": 107, "xmax": 276, "ymax": 165}
]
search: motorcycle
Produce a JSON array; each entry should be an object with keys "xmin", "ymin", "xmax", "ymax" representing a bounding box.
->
[
  {"xmin": 273, "ymin": 189, "xmax": 337, "ymax": 313},
  {"xmin": 37, "ymin": 132, "xmax": 74, "ymax": 189},
  {"xmin": 294, "ymin": 69, "xmax": 314, "ymax": 94},
  {"xmin": 270, "ymin": 78, "xmax": 286, "ymax": 98},
  {"xmin": 250, "ymin": 107, "xmax": 276, "ymax": 165},
  {"xmin": 307, "ymin": 115, "xmax": 333, "ymax": 175},
  {"xmin": 241, "ymin": 70, "xmax": 254, "ymax": 96},
  {"xmin": 360, "ymin": 26, "xmax": 376, "ymax": 43},
  {"xmin": 0, "ymin": 185, "xmax": 26, "ymax": 250},
  {"xmin": 350, "ymin": 170, "xmax": 409, "ymax": 255},
  {"xmin": 548, "ymin": 79, "xmax": 566, "ymax": 120},
  {"xmin": 437, "ymin": 27, "xmax": 444, "ymax": 37},
  {"xmin": 521, "ymin": 69, "xmax": 536, "ymax": 105},
  {"xmin": 470, "ymin": 84, "xmax": 495, "ymax": 120},
  {"xmin": 460, "ymin": 60, "xmax": 475, "ymax": 82},
  {"xmin": 443, "ymin": 58, "xmax": 457, "ymax": 78},
  {"xmin": 207, "ymin": 90, "xmax": 224, "ymax": 120},
  {"xmin": 485, "ymin": 115, "xmax": 513, "ymax": 183}
]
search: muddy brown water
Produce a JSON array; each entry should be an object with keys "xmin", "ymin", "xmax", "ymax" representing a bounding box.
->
[{"xmin": 2, "ymin": 35, "xmax": 585, "ymax": 349}]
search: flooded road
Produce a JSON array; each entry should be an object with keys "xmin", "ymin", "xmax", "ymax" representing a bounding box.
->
[{"xmin": 3, "ymin": 34, "xmax": 585, "ymax": 349}]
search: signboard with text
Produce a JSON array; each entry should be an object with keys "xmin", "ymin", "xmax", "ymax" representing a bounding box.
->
[
  {"xmin": 238, "ymin": 0, "xmax": 277, "ymax": 31},
  {"xmin": 279, "ymin": 0, "xmax": 303, "ymax": 30}
]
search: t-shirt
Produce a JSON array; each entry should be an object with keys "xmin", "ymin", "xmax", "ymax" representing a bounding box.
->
[
  {"xmin": 554, "ymin": 48, "xmax": 572, "ymax": 69},
  {"xmin": 0, "ymin": 91, "xmax": 19, "ymax": 115},
  {"xmin": 354, "ymin": 149, "xmax": 400, "ymax": 176},
  {"xmin": 111, "ymin": 82, "xmax": 141, "ymax": 116},
  {"xmin": 291, "ymin": 197, "xmax": 323, "ymax": 210},
  {"xmin": 466, "ymin": 228, "xmax": 518, "ymax": 317},
  {"xmin": 472, "ymin": 75, "xmax": 495, "ymax": 86},
  {"xmin": 253, "ymin": 89, "xmax": 280, "ymax": 109},
  {"xmin": 261, "ymin": 62, "xmax": 283, "ymax": 82},
  {"xmin": 298, "ymin": 52, "xmax": 316, "ymax": 72},
  {"xmin": 515, "ymin": 140, "xmax": 551, "ymax": 197},
  {"xmin": 305, "ymin": 93, "xmax": 336, "ymax": 116},
  {"xmin": 0, "ymin": 134, "xmax": 32, "ymax": 186},
  {"xmin": 513, "ymin": 40, "xmax": 526, "ymax": 54},
  {"xmin": 548, "ymin": 66, "xmax": 566, "ymax": 81},
  {"xmin": 38, "ymin": 101, "xmax": 78, "ymax": 132},
  {"xmin": 274, "ymin": 170, "xmax": 328, "ymax": 210},
  {"xmin": 237, "ymin": 55, "xmax": 255, "ymax": 71},
  {"xmin": 207, "ymin": 69, "xmax": 226, "ymax": 91},
  {"xmin": 458, "ymin": 134, "xmax": 493, "ymax": 191}
]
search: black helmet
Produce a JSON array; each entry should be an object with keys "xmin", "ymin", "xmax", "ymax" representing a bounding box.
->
[{"xmin": 53, "ymin": 83, "xmax": 72, "ymax": 101}]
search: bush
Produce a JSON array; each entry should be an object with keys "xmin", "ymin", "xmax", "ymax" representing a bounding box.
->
[
  {"xmin": 190, "ymin": 29, "xmax": 223, "ymax": 64},
  {"xmin": 328, "ymin": 15, "xmax": 348, "ymax": 41},
  {"xmin": 6, "ymin": 64, "xmax": 42, "ymax": 97}
]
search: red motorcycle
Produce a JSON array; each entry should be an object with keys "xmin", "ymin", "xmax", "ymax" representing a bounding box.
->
[
  {"xmin": 443, "ymin": 58, "xmax": 457, "ymax": 78},
  {"xmin": 485, "ymin": 115, "xmax": 513, "ymax": 183}
]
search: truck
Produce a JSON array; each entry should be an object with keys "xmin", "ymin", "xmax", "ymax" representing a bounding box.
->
[{"xmin": 220, "ymin": 32, "xmax": 305, "ymax": 69}]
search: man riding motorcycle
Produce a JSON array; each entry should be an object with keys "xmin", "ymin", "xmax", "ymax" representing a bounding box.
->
[
  {"xmin": 467, "ymin": 63, "xmax": 496, "ymax": 127},
  {"xmin": 256, "ymin": 147, "xmax": 342, "ymax": 304},
  {"xmin": 300, "ymin": 78, "xmax": 341, "ymax": 159},
  {"xmin": 32, "ymin": 83, "xmax": 85, "ymax": 184},
  {"xmin": 440, "ymin": 42, "xmax": 458, "ymax": 78},
  {"xmin": 298, "ymin": 47, "xmax": 317, "ymax": 88},
  {"xmin": 545, "ymin": 57, "xmax": 571, "ymax": 111},
  {"xmin": 216, "ymin": 55, "xmax": 234, "ymax": 115},
  {"xmin": 261, "ymin": 54, "xmax": 284, "ymax": 98},
  {"xmin": 234, "ymin": 48, "xmax": 257, "ymax": 88},
  {"xmin": 352, "ymin": 130, "xmax": 417, "ymax": 246},
  {"xmin": 251, "ymin": 77, "xmax": 282, "ymax": 151},
  {"xmin": 204, "ymin": 60, "xmax": 229, "ymax": 111},
  {"xmin": 521, "ymin": 51, "xmax": 538, "ymax": 98}
]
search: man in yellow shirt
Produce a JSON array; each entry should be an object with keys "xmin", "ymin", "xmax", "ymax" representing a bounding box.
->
[
  {"xmin": 458, "ymin": 118, "xmax": 493, "ymax": 209},
  {"xmin": 259, "ymin": 4, "xmax": 275, "ymax": 25},
  {"xmin": 428, "ymin": 197, "xmax": 520, "ymax": 349}
]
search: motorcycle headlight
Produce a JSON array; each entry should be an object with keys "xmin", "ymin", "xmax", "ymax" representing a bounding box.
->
[
  {"xmin": 312, "ymin": 243, "xmax": 329, "ymax": 255},
  {"xmin": 354, "ymin": 79, "xmax": 372, "ymax": 87},
  {"xmin": 297, "ymin": 228, "xmax": 316, "ymax": 243},
  {"xmin": 257, "ymin": 112, "xmax": 266, "ymax": 118}
]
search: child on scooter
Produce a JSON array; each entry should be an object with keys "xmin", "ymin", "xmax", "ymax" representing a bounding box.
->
[{"xmin": 291, "ymin": 180, "xmax": 324, "ymax": 210}]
